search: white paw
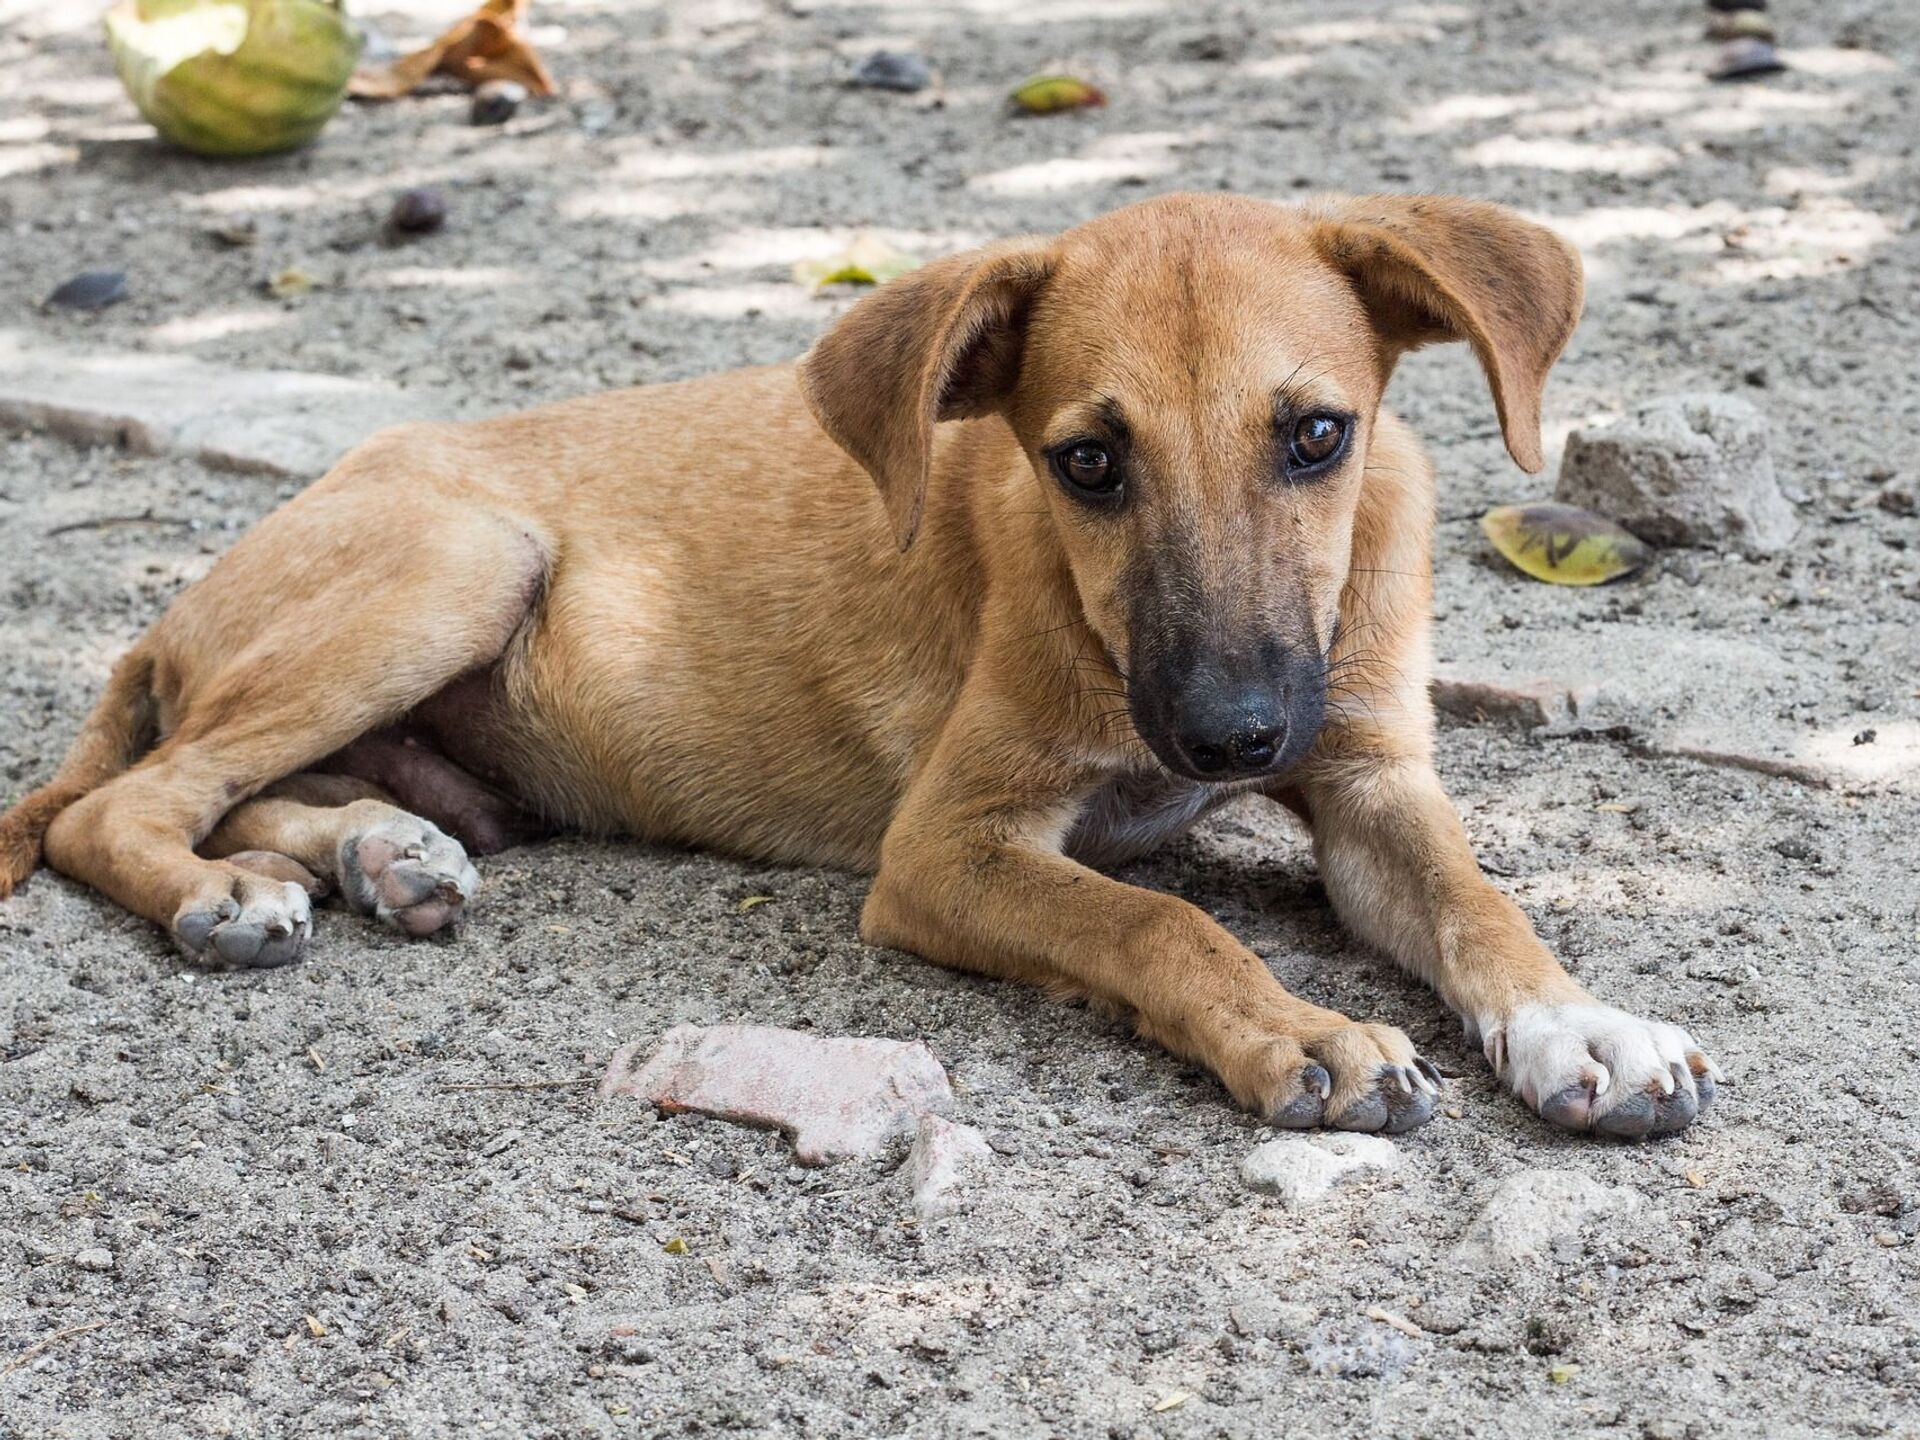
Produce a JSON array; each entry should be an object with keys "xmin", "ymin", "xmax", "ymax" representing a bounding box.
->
[
  {"xmin": 173, "ymin": 870, "xmax": 313, "ymax": 970},
  {"xmin": 1483, "ymin": 1002, "xmax": 1723, "ymax": 1138}
]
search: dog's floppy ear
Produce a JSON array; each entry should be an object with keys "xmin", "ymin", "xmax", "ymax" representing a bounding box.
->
[
  {"xmin": 799, "ymin": 239, "xmax": 1055, "ymax": 549},
  {"xmin": 1307, "ymin": 195, "xmax": 1584, "ymax": 474}
]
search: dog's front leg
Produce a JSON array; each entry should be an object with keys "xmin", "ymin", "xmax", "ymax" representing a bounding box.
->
[
  {"xmin": 1291, "ymin": 742, "xmax": 1722, "ymax": 1137},
  {"xmin": 865, "ymin": 707, "xmax": 1440, "ymax": 1133}
]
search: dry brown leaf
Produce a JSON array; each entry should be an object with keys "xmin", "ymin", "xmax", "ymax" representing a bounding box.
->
[{"xmin": 351, "ymin": 0, "xmax": 555, "ymax": 100}]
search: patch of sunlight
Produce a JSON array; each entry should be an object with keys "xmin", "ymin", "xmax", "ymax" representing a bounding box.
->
[
  {"xmin": 650, "ymin": 283, "xmax": 826, "ymax": 321},
  {"xmin": 970, "ymin": 156, "xmax": 1174, "ymax": 197},
  {"xmin": 1764, "ymin": 157, "xmax": 1893, "ymax": 197},
  {"xmin": 0, "ymin": 142, "xmax": 78, "ymax": 179},
  {"xmin": 847, "ymin": 0, "xmax": 1169, "ymax": 19},
  {"xmin": 147, "ymin": 308, "xmax": 288, "ymax": 346},
  {"xmin": 1784, "ymin": 46, "xmax": 1899, "ymax": 77},
  {"xmin": 640, "ymin": 225, "xmax": 981, "ymax": 283},
  {"xmin": 0, "ymin": 117, "xmax": 52, "ymax": 143},
  {"xmin": 1457, "ymin": 136, "xmax": 1679, "ymax": 176},
  {"xmin": 1395, "ymin": 93, "xmax": 1538, "ymax": 132},
  {"xmin": 1238, "ymin": 54, "xmax": 1314, "ymax": 81},
  {"xmin": 969, "ymin": 127, "xmax": 1213, "ymax": 197},
  {"xmin": 1676, "ymin": 87, "xmax": 1854, "ymax": 136},
  {"xmin": 1795, "ymin": 720, "xmax": 1920, "ymax": 786},
  {"xmin": 1275, "ymin": 15, "xmax": 1450, "ymax": 47},
  {"xmin": 1518, "ymin": 91, "xmax": 1695, "ymax": 135},
  {"xmin": 361, "ymin": 266, "xmax": 532, "ymax": 290},
  {"xmin": 610, "ymin": 143, "xmax": 839, "ymax": 182},
  {"xmin": 561, "ymin": 185, "xmax": 751, "ymax": 223},
  {"xmin": 184, "ymin": 179, "xmax": 386, "ymax": 212},
  {"xmin": 1694, "ymin": 199, "xmax": 1896, "ymax": 285},
  {"xmin": 10, "ymin": 74, "xmax": 126, "ymax": 107},
  {"xmin": 1534, "ymin": 201, "xmax": 1743, "ymax": 249}
]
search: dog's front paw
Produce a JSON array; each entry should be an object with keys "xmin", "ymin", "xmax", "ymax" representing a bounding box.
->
[
  {"xmin": 1486, "ymin": 1002, "xmax": 1723, "ymax": 1138},
  {"xmin": 1257, "ymin": 1022, "xmax": 1443, "ymax": 1135}
]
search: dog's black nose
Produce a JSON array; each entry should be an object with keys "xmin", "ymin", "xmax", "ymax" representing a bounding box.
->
[{"xmin": 1178, "ymin": 718, "xmax": 1283, "ymax": 777}]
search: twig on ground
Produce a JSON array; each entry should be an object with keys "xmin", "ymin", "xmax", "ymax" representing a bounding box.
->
[
  {"xmin": 4, "ymin": 1319, "xmax": 113, "ymax": 1375},
  {"xmin": 47, "ymin": 514, "xmax": 195, "ymax": 537},
  {"xmin": 436, "ymin": 1075, "xmax": 599, "ymax": 1092}
]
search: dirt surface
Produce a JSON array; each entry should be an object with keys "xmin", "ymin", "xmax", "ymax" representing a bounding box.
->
[{"xmin": 3, "ymin": 1, "xmax": 1919, "ymax": 1436}]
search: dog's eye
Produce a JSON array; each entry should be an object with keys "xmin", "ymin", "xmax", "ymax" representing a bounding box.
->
[
  {"xmin": 1055, "ymin": 441, "xmax": 1119, "ymax": 494},
  {"xmin": 1287, "ymin": 414, "xmax": 1347, "ymax": 472}
]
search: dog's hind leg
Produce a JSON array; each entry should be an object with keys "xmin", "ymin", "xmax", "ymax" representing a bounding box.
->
[
  {"xmin": 204, "ymin": 776, "xmax": 481, "ymax": 939},
  {"xmin": 41, "ymin": 487, "xmax": 547, "ymax": 969}
]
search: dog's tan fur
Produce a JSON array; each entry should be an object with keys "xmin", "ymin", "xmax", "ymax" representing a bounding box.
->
[{"xmin": 0, "ymin": 193, "xmax": 1719, "ymax": 1136}]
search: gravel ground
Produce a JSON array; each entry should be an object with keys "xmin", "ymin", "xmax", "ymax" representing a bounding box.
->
[{"xmin": 3, "ymin": 1, "xmax": 1919, "ymax": 1436}]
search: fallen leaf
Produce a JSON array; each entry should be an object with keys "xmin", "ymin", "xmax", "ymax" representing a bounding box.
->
[
  {"xmin": 304, "ymin": 1314, "xmax": 327, "ymax": 1339},
  {"xmin": 792, "ymin": 235, "xmax": 920, "ymax": 289},
  {"xmin": 267, "ymin": 266, "xmax": 315, "ymax": 299},
  {"xmin": 351, "ymin": 0, "xmax": 555, "ymax": 101},
  {"xmin": 1365, "ymin": 1306, "xmax": 1425, "ymax": 1338},
  {"xmin": 661, "ymin": 1236, "xmax": 688, "ymax": 1255},
  {"xmin": 1011, "ymin": 74, "xmax": 1106, "ymax": 114},
  {"xmin": 1684, "ymin": 1170, "xmax": 1707, "ymax": 1188},
  {"xmin": 1481, "ymin": 502, "xmax": 1649, "ymax": 586},
  {"xmin": 736, "ymin": 895, "xmax": 774, "ymax": 912},
  {"xmin": 1151, "ymin": 1391, "xmax": 1192, "ymax": 1413},
  {"xmin": 1548, "ymin": 1362, "xmax": 1581, "ymax": 1384}
]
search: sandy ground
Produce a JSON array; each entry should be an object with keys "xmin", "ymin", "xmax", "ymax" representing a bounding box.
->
[{"xmin": 3, "ymin": 0, "xmax": 1919, "ymax": 1436}]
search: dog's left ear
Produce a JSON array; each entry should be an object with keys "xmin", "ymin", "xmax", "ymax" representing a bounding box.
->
[
  {"xmin": 799, "ymin": 239, "xmax": 1056, "ymax": 549},
  {"xmin": 1308, "ymin": 195, "xmax": 1584, "ymax": 473}
]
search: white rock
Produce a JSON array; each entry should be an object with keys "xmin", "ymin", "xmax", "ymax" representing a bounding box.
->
[
  {"xmin": 1452, "ymin": 1169, "xmax": 1641, "ymax": 1265},
  {"xmin": 905, "ymin": 1114, "xmax": 993, "ymax": 1220},
  {"xmin": 1556, "ymin": 392, "xmax": 1796, "ymax": 556},
  {"xmin": 72, "ymin": 1246, "xmax": 114, "ymax": 1272},
  {"xmin": 1239, "ymin": 1132, "xmax": 1399, "ymax": 1209}
]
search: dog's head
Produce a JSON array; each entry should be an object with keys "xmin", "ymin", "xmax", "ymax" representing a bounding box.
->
[{"xmin": 800, "ymin": 193, "xmax": 1582, "ymax": 781}]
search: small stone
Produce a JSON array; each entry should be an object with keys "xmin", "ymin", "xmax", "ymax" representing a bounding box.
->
[
  {"xmin": 905, "ymin": 1115, "xmax": 992, "ymax": 1220},
  {"xmin": 387, "ymin": 187, "xmax": 448, "ymax": 236},
  {"xmin": 1877, "ymin": 486, "xmax": 1916, "ymax": 518},
  {"xmin": 1772, "ymin": 837, "xmax": 1816, "ymax": 861},
  {"xmin": 1453, "ymin": 1170, "xmax": 1641, "ymax": 1265},
  {"xmin": 703, "ymin": 1152, "xmax": 736, "ymax": 1179},
  {"xmin": 1431, "ymin": 673, "xmax": 1574, "ymax": 730},
  {"xmin": 471, "ymin": 80, "xmax": 528, "ymax": 126},
  {"xmin": 1238, "ymin": 1132, "xmax": 1398, "ymax": 1209},
  {"xmin": 599, "ymin": 1024, "xmax": 954, "ymax": 1165},
  {"xmin": 73, "ymin": 1246, "xmax": 115, "ymax": 1272},
  {"xmin": 47, "ymin": 271, "xmax": 128, "ymax": 311},
  {"xmin": 849, "ymin": 50, "xmax": 931, "ymax": 93},
  {"xmin": 1556, "ymin": 393, "xmax": 1796, "ymax": 557}
]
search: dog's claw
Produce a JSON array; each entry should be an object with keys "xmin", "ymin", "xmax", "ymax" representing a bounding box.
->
[{"xmin": 1272, "ymin": 1064, "xmax": 1332, "ymax": 1128}]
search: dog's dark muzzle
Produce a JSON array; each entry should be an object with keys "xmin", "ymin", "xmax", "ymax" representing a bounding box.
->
[{"xmin": 1128, "ymin": 638, "xmax": 1327, "ymax": 783}]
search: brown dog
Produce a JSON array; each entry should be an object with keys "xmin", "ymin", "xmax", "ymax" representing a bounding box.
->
[{"xmin": 0, "ymin": 193, "xmax": 1721, "ymax": 1137}]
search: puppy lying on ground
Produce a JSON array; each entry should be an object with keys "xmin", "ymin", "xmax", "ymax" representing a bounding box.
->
[{"xmin": 0, "ymin": 193, "xmax": 1721, "ymax": 1137}]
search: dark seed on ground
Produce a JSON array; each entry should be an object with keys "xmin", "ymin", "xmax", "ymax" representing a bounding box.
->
[
  {"xmin": 850, "ymin": 50, "xmax": 931, "ymax": 93},
  {"xmin": 47, "ymin": 270, "xmax": 127, "ymax": 311},
  {"xmin": 472, "ymin": 80, "xmax": 528, "ymax": 126},
  {"xmin": 388, "ymin": 187, "xmax": 449, "ymax": 235}
]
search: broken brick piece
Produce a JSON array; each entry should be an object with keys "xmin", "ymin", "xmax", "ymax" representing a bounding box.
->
[{"xmin": 598, "ymin": 1024, "xmax": 953, "ymax": 1165}]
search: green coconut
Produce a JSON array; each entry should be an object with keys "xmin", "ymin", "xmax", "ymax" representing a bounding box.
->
[{"xmin": 105, "ymin": 0, "xmax": 361, "ymax": 158}]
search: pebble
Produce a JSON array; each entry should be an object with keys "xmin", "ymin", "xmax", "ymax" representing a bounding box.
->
[
  {"xmin": 1452, "ymin": 1169, "xmax": 1641, "ymax": 1265},
  {"xmin": 1557, "ymin": 393, "xmax": 1796, "ymax": 557},
  {"xmin": 850, "ymin": 50, "xmax": 932, "ymax": 93},
  {"xmin": 471, "ymin": 80, "xmax": 527, "ymax": 126},
  {"xmin": 1228, "ymin": 1298, "xmax": 1316, "ymax": 1339},
  {"xmin": 387, "ymin": 187, "xmax": 449, "ymax": 236},
  {"xmin": 73, "ymin": 1246, "xmax": 115, "ymax": 1272},
  {"xmin": 46, "ymin": 270, "xmax": 127, "ymax": 311},
  {"xmin": 905, "ymin": 1115, "xmax": 992, "ymax": 1220},
  {"xmin": 1238, "ymin": 1132, "xmax": 1399, "ymax": 1209}
]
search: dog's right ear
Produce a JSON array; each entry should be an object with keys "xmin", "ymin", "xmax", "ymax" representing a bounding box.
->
[{"xmin": 798, "ymin": 240, "xmax": 1055, "ymax": 550}]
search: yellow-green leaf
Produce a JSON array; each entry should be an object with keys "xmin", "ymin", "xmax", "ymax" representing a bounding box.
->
[
  {"xmin": 736, "ymin": 895, "xmax": 774, "ymax": 913},
  {"xmin": 1481, "ymin": 502, "xmax": 1649, "ymax": 586},
  {"xmin": 1548, "ymin": 1362, "xmax": 1581, "ymax": 1384},
  {"xmin": 661, "ymin": 1236, "xmax": 687, "ymax": 1255},
  {"xmin": 1011, "ymin": 74, "xmax": 1106, "ymax": 114},
  {"xmin": 791, "ymin": 235, "xmax": 920, "ymax": 289}
]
